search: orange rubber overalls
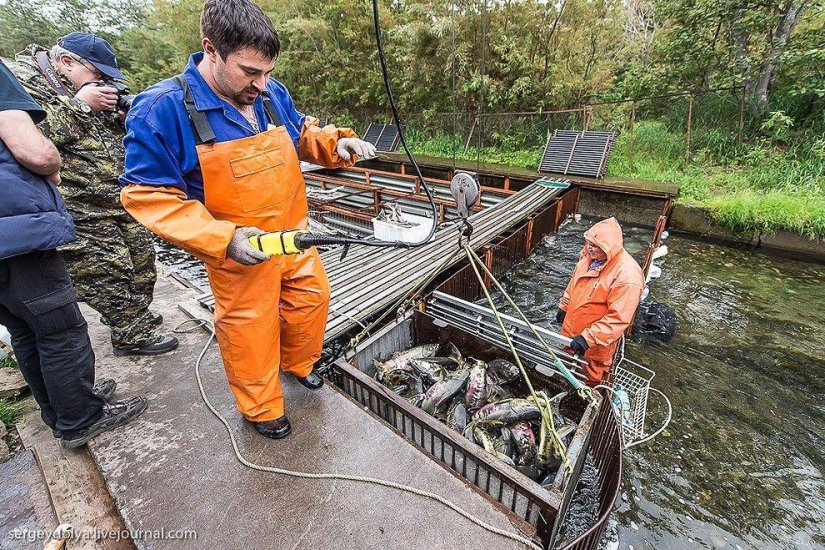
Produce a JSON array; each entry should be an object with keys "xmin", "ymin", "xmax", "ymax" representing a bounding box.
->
[
  {"xmin": 558, "ymin": 217, "xmax": 645, "ymax": 385},
  {"xmin": 122, "ymin": 83, "xmax": 356, "ymax": 421}
]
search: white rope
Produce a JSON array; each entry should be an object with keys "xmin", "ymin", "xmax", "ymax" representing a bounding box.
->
[
  {"xmin": 175, "ymin": 320, "xmax": 542, "ymax": 550},
  {"xmin": 327, "ymin": 302, "xmax": 368, "ymax": 329}
]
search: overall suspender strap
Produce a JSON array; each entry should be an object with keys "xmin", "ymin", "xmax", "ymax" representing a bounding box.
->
[
  {"xmin": 262, "ymin": 96, "xmax": 283, "ymax": 127},
  {"xmin": 174, "ymin": 74, "xmax": 283, "ymax": 143},
  {"xmin": 173, "ymin": 74, "xmax": 216, "ymax": 145},
  {"xmin": 34, "ymin": 51, "xmax": 73, "ymax": 97}
]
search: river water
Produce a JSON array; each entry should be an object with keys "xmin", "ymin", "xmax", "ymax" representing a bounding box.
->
[
  {"xmin": 157, "ymin": 215, "xmax": 825, "ymax": 549},
  {"xmin": 491, "ymin": 216, "xmax": 825, "ymax": 550}
]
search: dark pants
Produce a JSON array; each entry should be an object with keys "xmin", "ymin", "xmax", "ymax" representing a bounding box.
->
[{"xmin": 0, "ymin": 249, "xmax": 104, "ymax": 435}]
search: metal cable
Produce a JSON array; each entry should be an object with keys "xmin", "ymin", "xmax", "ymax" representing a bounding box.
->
[
  {"xmin": 476, "ymin": 0, "xmax": 488, "ymax": 175},
  {"xmin": 173, "ymin": 320, "xmax": 542, "ymax": 550}
]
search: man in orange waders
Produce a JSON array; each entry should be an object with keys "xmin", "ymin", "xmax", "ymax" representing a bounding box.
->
[
  {"xmin": 556, "ymin": 217, "xmax": 645, "ymax": 385},
  {"xmin": 118, "ymin": 0, "xmax": 376, "ymax": 439}
]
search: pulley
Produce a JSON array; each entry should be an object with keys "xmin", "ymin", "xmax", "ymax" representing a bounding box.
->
[{"xmin": 450, "ymin": 171, "xmax": 480, "ymax": 218}]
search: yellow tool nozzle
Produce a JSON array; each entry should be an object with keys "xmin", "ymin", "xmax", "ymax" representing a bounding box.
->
[{"xmin": 248, "ymin": 230, "xmax": 309, "ymax": 255}]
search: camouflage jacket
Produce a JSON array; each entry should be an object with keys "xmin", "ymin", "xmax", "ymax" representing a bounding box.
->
[{"xmin": 5, "ymin": 45, "xmax": 127, "ymax": 219}]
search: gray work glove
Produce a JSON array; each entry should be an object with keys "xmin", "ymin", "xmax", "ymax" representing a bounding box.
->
[
  {"xmin": 336, "ymin": 137, "xmax": 377, "ymax": 162},
  {"xmin": 226, "ymin": 226, "xmax": 270, "ymax": 266}
]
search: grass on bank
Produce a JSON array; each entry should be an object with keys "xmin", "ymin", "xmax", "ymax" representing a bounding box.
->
[
  {"xmin": 405, "ymin": 122, "xmax": 825, "ymax": 238},
  {"xmin": 0, "ymin": 398, "xmax": 22, "ymax": 429}
]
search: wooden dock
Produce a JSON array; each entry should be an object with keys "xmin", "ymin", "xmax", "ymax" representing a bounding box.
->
[{"xmin": 196, "ymin": 180, "xmax": 568, "ymax": 342}]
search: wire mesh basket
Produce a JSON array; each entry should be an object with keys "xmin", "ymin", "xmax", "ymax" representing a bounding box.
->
[{"xmin": 610, "ymin": 358, "xmax": 655, "ymax": 445}]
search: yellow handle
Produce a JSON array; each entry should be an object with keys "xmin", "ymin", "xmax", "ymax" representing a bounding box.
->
[{"xmin": 248, "ymin": 230, "xmax": 307, "ymax": 255}]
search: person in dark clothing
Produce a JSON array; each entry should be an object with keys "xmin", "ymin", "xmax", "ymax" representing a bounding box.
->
[
  {"xmin": 0, "ymin": 60, "xmax": 146, "ymax": 448},
  {"xmin": 6, "ymin": 33, "xmax": 178, "ymax": 356}
]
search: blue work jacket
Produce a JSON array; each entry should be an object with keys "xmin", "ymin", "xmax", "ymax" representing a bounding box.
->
[{"xmin": 119, "ymin": 52, "xmax": 309, "ymax": 203}]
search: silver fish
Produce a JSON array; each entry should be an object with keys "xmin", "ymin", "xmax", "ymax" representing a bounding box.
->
[
  {"xmin": 373, "ymin": 343, "xmax": 438, "ymax": 381},
  {"xmin": 540, "ymin": 470, "xmax": 559, "ymax": 489},
  {"xmin": 465, "ymin": 359, "xmax": 489, "ymax": 411},
  {"xmin": 473, "ymin": 423, "xmax": 515, "ymax": 466},
  {"xmin": 421, "ymin": 370, "xmax": 470, "ymax": 414},
  {"xmin": 438, "ymin": 342, "xmax": 463, "ymax": 362},
  {"xmin": 446, "ymin": 400, "xmax": 468, "ymax": 432},
  {"xmin": 473, "ymin": 398, "xmax": 541, "ymax": 424},
  {"xmin": 510, "ymin": 421, "xmax": 537, "ymax": 465},
  {"xmin": 409, "ymin": 358, "xmax": 447, "ymax": 386},
  {"xmin": 492, "ymin": 425, "xmax": 514, "ymax": 459},
  {"xmin": 391, "ymin": 343, "xmax": 440, "ymax": 362}
]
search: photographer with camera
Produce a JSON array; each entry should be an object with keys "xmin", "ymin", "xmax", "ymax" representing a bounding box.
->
[{"xmin": 6, "ymin": 33, "xmax": 178, "ymax": 356}]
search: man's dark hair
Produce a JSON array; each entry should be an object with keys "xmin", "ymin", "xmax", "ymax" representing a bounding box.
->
[{"xmin": 200, "ymin": 0, "xmax": 280, "ymax": 60}]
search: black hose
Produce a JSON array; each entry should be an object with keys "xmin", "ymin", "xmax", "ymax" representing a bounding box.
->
[
  {"xmin": 317, "ymin": 0, "xmax": 439, "ymax": 251},
  {"xmin": 294, "ymin": 233, "xmax": 371, "ymax": 249},
  {"xmin": 297, "ymin": 0, "xmax": 442, "ymax": 254}
]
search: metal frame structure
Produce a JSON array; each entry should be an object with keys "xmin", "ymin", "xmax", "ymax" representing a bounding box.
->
[
  {"xmin": 363, "ymin": 123, "xmax": 401, "ymax": 152},
  {"xmin": 539, "ymin": 130, "xmax": 617, "ymax": 179}
]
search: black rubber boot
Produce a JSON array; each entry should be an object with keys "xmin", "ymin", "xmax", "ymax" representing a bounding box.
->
[
  {"xmin": 296, "ymin": 370, "xmax": 324, "ymax": 390},
  {"xmin": 250, "ymin": 416, "xmax": 291, "ymax": 439},
  {"xmin": 60, "ymin": 397, "xmax": 148, "ymax": 449}
]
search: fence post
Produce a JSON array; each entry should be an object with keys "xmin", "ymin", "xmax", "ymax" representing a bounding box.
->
[
  {"xmin": 464, "ymin": 115, "xmax": 478, "ymax": 154},
  {"xmin": 629, "ymin": 101, "xmax": 636, "ymax": 173},
  {"xmin": 685, "ymin": 94, "xmax": 694, "ymax": 164}
]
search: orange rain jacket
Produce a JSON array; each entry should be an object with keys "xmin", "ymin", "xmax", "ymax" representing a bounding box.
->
[{"xmin": 559, "ymin": 217, "xmax": 645, "ymax": 384}]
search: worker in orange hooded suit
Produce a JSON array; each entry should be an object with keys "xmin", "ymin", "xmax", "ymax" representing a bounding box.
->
[
  {"xmin": 556, "ymin": 217, "xmax": 645, "ymax": 385},
  {"xmin": 118, "ymin": 0, "xmax": 376, "ymax": 439}
]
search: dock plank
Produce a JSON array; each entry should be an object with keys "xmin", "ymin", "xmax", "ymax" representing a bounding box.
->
[{"xmin": 0, "ymin": 450, "xmax": 56, "ymax": 550}]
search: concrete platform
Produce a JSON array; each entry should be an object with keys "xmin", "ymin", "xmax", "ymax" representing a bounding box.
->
[
  {"xmin": 83, "ymin": 266, "xmax": 534, "ymax": 550},
  {"xmin": 0, "ymin": 450, "xmax": 56, "ymax": 549}
]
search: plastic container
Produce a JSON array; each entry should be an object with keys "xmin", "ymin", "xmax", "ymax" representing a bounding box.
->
[
  {"xmin": 652, "ymin": 244, "xmax": 669, "ymax": 260},
  {"xmin": 646, "ymin": 264, "xmax": 662, "ymax": 283},
  {"xmin": 371, "ymin": 213, "xmax": 433, "ymax": 243}
]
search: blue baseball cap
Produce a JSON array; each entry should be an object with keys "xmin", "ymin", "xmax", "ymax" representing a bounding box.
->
[{"xmin": 58, "ymin": 32, "xmax": 125, "ymax": 80}]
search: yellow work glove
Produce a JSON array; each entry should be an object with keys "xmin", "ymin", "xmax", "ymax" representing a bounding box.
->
[{"xmin": 247, "ymin": 230, "xmax": 308, "ymax": 256}]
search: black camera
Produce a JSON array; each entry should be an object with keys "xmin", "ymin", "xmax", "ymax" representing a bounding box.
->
[{"xmin": 89, "ymin": 80, "xmax": 134, "ymax": 112}]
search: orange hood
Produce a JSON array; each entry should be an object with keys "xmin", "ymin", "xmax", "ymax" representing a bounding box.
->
[{"xmin": 583, "ymin": 217, "xmax": 624, "ymax": 263}]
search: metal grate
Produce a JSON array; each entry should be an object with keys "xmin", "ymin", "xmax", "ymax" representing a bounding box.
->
[
  {"xmin": 538, "ymin": 130, "xmax": 616, "ymax": 178},
  {"xmin": 363, "ymin": 123, "xmax": 401, "ymax": 152},
  {"xmin": 610, "ymin": 358, "xmax": 655, "ymax": 445},
  {"xmin": 425, "ymin": 291, "xmax": 587, "ymax": 381}
]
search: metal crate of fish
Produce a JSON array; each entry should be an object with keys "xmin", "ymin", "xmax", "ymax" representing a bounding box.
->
[{"xmin": 329, "ymin": 309, "xmax": 602, "ymax": 548}]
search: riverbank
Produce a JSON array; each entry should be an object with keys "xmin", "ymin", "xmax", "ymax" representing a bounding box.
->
[
  {"xmin": 371, "ymin": 151, "xmax": 825, "ymax": 264},
  {"xmin": 406, "ymin": 122, "xmax": 825, "ymax": 242}
]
